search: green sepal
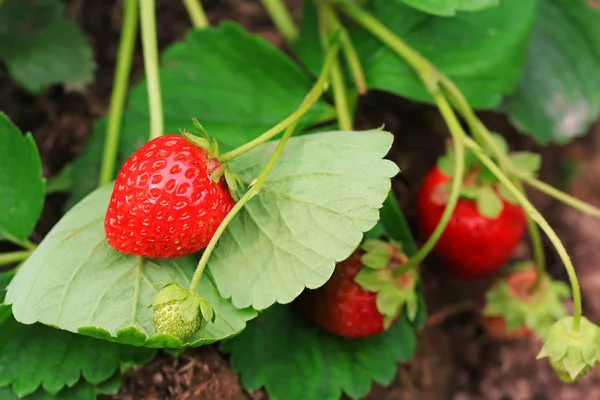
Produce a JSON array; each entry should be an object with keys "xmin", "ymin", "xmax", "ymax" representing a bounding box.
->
[
  {"xmin": 475, "ymin": 186, "xmax": 503, "ymax": 219},
  {"xmin": 199, "ymin": 298, "xmax": 216, "ymax": 323},
  {"xmin": 224, "ymin": 169, "xmax": 239, "ymax": 194},
  {"xmin": 182, "ymin": 130, "xmax": 212, "ymax": 151},
  {"xmin": 437, "ymin": 143, "xmax": 477, "ymax": 177},
  {"xmin": 152, "ymin": 283, "xmax": 190, "ymax": 306},
  {"xmin": 375, "ymin": 270, "xmax": 419, "ymax": 328},
  {"xmin": 484, "ymin": 264, "xmax": 570, "ymax": 337},
  {"xmin": 510, "ymin": 152, "xmax": 541, "ymax": 177},
  {"xmin": 179, "ymin": 295, "xmax": 203, "ymax": 324},
  {"xmin": 537, "ymin": 316, "xmax": 600, "ymax": 383},
  {"xmin": 192, "ymin": 117, "xmax": 210, "ymax": 140},
  {"xmin": 497, "ymin": 183, "xmax": 519, "ymax": 204},
  {"xmin": 360, "ymin": 239, "xmax": 391, "ymax": 270},
  {"xmin": 355, "ymin": 268, "xmax": 389, "ymax": 292}
]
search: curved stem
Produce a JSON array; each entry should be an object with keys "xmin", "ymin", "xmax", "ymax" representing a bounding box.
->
[
  {"xmin": 317, "ymin": 1, "xmax": 352, "ymax": 130},
  {"xmin": 394, "ymin": 93, "xmax": 465, "ymax": 276},
  {"xmin": 189, "ymin": 122, "xmax": 300, "ymax": 294},
  {"xmin": 218, "ymin": 37, "xmax": 341, "ymax": 163},
  {"xmin": 261, "ymin": 0, "xmax": 298, "ymax": 44},
  {"xmin": 513, "ymin": 178, "xmax": 546, "ymax": 292},
  {"xmin": 139, "ymin": 0, "xmax": 164, "ymax": 141},
  {"xmin": 325, "ymin": 6, "xmax": 366, "ymax": 94},
  {"xmin": 522, "ymin": 175, "xmax": 600, "ymax": 218},
  {"xmin": 0, "ymin": 250, "xmax": 31, "ymax": 267},
  {"xmin": 99, "ymin": 0, "xmax": 138, "ymax": 186},
  {"xmin": 461, "ymin": 135, "xmax": 581, "ymax": 332},
  {"xmin": 183, "ymin": 0, "xmax": 209, "ymax": 28}
]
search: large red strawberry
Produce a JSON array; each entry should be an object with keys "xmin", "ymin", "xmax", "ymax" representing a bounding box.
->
[
  {"xmin": 416, "ymin": 164, "xmax": 526, "ymax": 281},
  {"xmin": 296, "ymin": 239, "xmax": 418, "ymax": 338},
  {"xmin": 105, "ymin": 134, "xmax": 235, "ymax": 258}
]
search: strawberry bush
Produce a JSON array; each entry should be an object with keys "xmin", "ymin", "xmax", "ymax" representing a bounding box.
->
[{"xmin": 2, "ymin": 0, "xmax": 600, "ymax": 398}]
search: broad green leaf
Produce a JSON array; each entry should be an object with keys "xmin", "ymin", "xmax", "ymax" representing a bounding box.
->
[
  {"xmin": 45, "ymin": 164, "xmax": 73, "ymax": 194},
  {"xmin": 394, "ymin": 0, "xmax": 499, "ymax": 16},
  {"xmin": 0, "ymin": 316, "xmax": 154, "ymax": 397},
  {"xmin": 0, "ymin": 0, "xmax": 94, "ymax": 92},
  {"xmin": 510, "ymin": 152, "xmax": 541, "ymax": 176},
  {"xmin": 351, "ymin": 0, "xmax": 537, "ymax": 108},
  {"xmin": 68, "ymin": 22, "xmax": 326, "ymax": 208},
  {"xmin": 221, "ymin": 305, "xmax": 416, "ymax": 400},
  {"xmin": 0, "ymin": 381, "xmax": 96, "ymax": 400},
  {"xmin": 475, "ymin": 186, "xmax": 503, "ymax": 218},
  {"xmin": 504, "ymin": 0, "xmax": 600, "ymax": 144},
  {"xmin": 6, "ymin": 185, "xmax": 256, "ymax": 348},
  {"xmin": 0, "ymin": 113, "xmax": 45, "ymax": 243},
  {"xmin": 209, "ymin": 130, "xmax": 399, "ymax": 310},
  {"xmin": 379, "ymin": 193, "xmax": 417, "ymax": 256}
]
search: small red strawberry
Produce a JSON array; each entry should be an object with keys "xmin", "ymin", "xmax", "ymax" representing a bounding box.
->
[
  {"xmin": 105, "ymin": 133, "xmax": 235, "ymax": 258},
  {"xmin": 481, "ymin": 262, "xmax": 569, "ymax": 340},
  {"xmin": 416, "ymin": 164, "xmax": 526, "ymax": 281},
  {"xmin": 296, "ymin": 239, "xmax": 418, "ymax": 339}
]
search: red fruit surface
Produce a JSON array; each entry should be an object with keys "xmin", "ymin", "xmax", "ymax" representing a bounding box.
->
[
  {"xmin": 105, "ymin": 134, "xmax": 235, "ymax": 258},
  {"xmin": 416, "ymin": 166, "xmax": 526, "ymax": 281},
  {"xmin": 297, "ymin": 252, "xmax": 387, "ymax": 338}
]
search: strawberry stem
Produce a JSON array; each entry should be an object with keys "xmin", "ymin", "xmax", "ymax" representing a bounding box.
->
[
  {"xmin": 139, "ymin": 0, "xmax": 164, "ymax": 141},
  {"xmin": 182, "ymin": 0, "xmax": 209, "ymax": 29},
  {"xmin": 99, "ymin": 0, "xmax": 138, "ymax": 186},
  {"xmin": 317, "ymin": 1, "xmax": 353, "ymax": 131},
  {"xmin": 393, "ymin": 93, "xmax": 466, "ymax": 276},
  {"xmin": 0, "ymin": 250, "xmax": 31, "ymax": 267},
  {"xmin": 217, "ymin": 33, "xmax": 342, "ymax": 164},
  {"xmin": 188, "ymin": 38, "xmax": 342, "ymax": 295},
  {"xmin": 260, "ymin": 0, "xmax": 298, "ymax": 44}
]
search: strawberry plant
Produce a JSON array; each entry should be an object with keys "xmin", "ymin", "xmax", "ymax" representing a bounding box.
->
[{"xmin": 2, "ymin": 0, "xmax": 600, "ymax": 398}]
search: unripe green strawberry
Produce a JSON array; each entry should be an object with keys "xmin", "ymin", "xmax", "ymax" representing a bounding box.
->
[
  {"xmin": 152, "ymin": 283, "xmax": 215, "ymax": 342},
  {"xmin": 153, "ymin": 300, "xmax": 203, "ymax": 341},
  {"xmin": 549, "ymin": 358, "xmax": 594, "ymax": 383}
]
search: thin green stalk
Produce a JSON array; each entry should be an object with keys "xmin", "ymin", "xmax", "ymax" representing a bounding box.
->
[
  {"xmin": 317, "ymin": 1, "xmax": 352, "ymax": 130},
  {"xmin": 325, "ymin": 7, "xmax": 366, "ymax": 94},
  {"xmin": 218, "ymin": 37, "xmax": 341, "ymax": 163},
  {"xmin": 522, "ymin": 175, "xmax": 600, "ymax": 218},
  {"xmin": 514, "ymin": 178, "xmax": 546, "ymax": 292},
  {"xmin": 139, "ymin": 0, "xmax": 164, "ymax": 141},
  {"xmin": 189, "ymin": 122, "xmax": 300, "ymax": 293},
  {"xmin": 461, "ymin": 134, "xmax": 582, "ymax": 332},
  {"xmin": 183, "ymin": 0, "xmax": 209, "ymax": 28},
  {"xmin": 6, "ymin": 236, "xmax": 36, "ymax": 251},
  {"xmin": 261, "ymin": 0, "xmax": 298, "ymax": 44},
  {"xmin": 99, "ymin": 0, "xmax": 138, "ymax": 186},
  {"xmin": 0, "ymin": 250, "xmax": 31, "ymax": 267},
  {"xmin": 395, "ymin": 92, "xmax": 465, "ymax": 276}
]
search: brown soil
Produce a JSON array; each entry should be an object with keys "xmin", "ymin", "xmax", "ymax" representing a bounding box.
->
[{"xmin": 3, "ymin": 1, "xmax": 600, "ymax": 399}]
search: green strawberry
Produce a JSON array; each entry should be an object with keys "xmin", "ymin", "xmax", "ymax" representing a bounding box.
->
[{"xmin": 152, "ymin": 283, "xmax": 215, "ymax": 341}]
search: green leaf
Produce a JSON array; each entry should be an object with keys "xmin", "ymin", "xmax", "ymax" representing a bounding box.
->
[
  {"xmin": 475, "ymin": 186, "xmax": 503, "ymax": 218},
  {"xmin": 379, "ymin": 193, "xmax": 417, "ymax": 255},
  {"xmin": 45, "ymin": 164, "xmax": 73, "ymax": 195},
  {"xmin": 0, "ymin": 316, "xmax": 154, "ymax": 397},
  {"xmin": 209, "ymin": 130, "xmax": 399, "ymax": 310},
  {"xmin": 221, "ymin": 305, "xmax": 416, "ymax": 400},
  {"xmin": 0, "ymin": 113, "xmax": 45, "ymax": 243},
  {"xmin": 505, "ymin": 0, "xmax": 600, "ymax": 144},
  {"xmin": 510, "ymin": 152, "xmax": 541, "ymax": 176},
  {"xmin": 68, "ymin": 22, "xmax": 325, "ymax": 208},
  {"xmin": 394, "ymin": 0, "xmax": 499, "ymax": 16},
  {"xmin": 352, "ymin": 0, "xmax": 538, "ymax": 108},
  {"xmin": 0, "ymin": 0, "xmax": 94, "ymax": 92},
  {"xmin": 0, "ymin": 380, "xmax": 96, "ymax": 400},
  {"xmin": 5, "ymin": 185, "xmax": 256, "ymax": 348}
]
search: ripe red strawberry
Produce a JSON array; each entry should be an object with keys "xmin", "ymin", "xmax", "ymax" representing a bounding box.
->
[
  {"xmin": 416, "ymin": 165, "xmax": 526, "ymax": 281},
  {"xmin": 296, "ymin": 240, "xmax": 418, "ymax": 338},
  {"xmin": 105, "ymin": 134, "xmax": 235, "ymax": 258}
]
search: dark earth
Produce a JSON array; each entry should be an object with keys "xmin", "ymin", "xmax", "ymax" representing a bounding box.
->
[{"xmin": 2, "ymin": 0, "xmax": 600, "ymax": 399}]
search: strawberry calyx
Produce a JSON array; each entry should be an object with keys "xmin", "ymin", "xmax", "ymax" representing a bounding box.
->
[
  {"xmin": 152, "ymin": 282, "xmax": 215, "ymax": 341},
  {"xmin": 483, "ymin": 262, "xmax": 570, "ymax": 338},
  {"xmin": 537, "ymin": 316, "xmax": 600, "ymax": 383},
  {"xmin": 181, "ymin": 118, "xmax": 243, "ymax": 196},
  {"xmin": 354, "ymin": 239, "xmax": 419, "ymax": 328},
  {"xmin": 435, "ymin": 134, "xmax": 541, "ymax": 218}
]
